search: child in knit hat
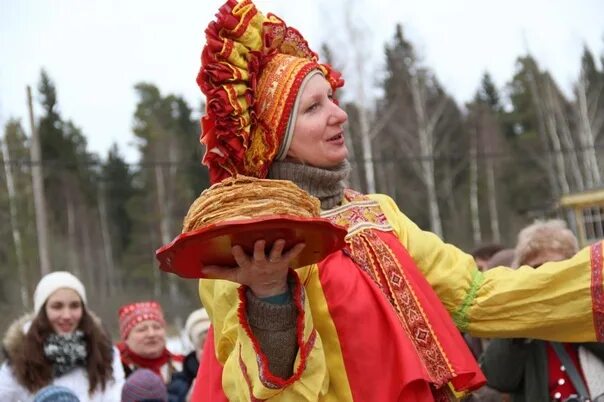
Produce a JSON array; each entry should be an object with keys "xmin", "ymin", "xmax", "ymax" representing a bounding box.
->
[
  {"xmin": 33, "ymin": 385, "xmax": 79, "ymax": 402},
  {"xmin": 121, "ymin": 369, "xmax": 167, "ymax": 402}
]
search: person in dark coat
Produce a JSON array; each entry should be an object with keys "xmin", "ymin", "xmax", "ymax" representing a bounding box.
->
[{"xmin": 167, "ymin": 309, "xmax": 210, "ymax": 402}]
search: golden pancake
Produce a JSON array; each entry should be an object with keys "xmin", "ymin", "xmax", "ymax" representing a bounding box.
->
[{"xmin": 182, "ymin": 175, "xmax": 320, "ymax": 233}]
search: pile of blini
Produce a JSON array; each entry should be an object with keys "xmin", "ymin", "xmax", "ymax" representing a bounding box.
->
[{"xmin": 182, "ymin": 176, "xmax": 321, "ymax": 232}]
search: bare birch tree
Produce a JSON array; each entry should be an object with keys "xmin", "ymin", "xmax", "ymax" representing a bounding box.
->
[
  {"xmin": 575, "ymin": 52, "xmax": 603, "ymax": 188},
  {"xmin": 27, "ymin": 86, "xmax": 51, "ymax": 275},
  {"xmin": 343, "ymin": 0, "xmax": 376, "ymax": 193},
  {"xmin": 468, "ymin": 128, "xmax": 482, "ymax": 245},
  {"xmin": 524, "ymin": 60, "xmax": 571, "ymax": 195},
  {"xmin": 407, "ymin": 72, "xmax": 449, "ymax": 236},
  {"xmin": 1, "ymin": 137, "xmax": 29, "ymax": 307},
  {"xmin": 97, "ymin": 181, "xmax": 115, "ymax": 297}
]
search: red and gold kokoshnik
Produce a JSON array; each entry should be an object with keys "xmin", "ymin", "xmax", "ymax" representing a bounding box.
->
[{"xmin": 197, "ymin": 0, "xmax": 343, "ymax": 184}]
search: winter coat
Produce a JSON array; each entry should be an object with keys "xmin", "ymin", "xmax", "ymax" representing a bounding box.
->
[
  {"xmin": 481, "ymin": 338, "xmax": 604, "ymax": 402},
  {"xmin": 167, "ymin": 351, "xmax": 199, "ymax": 402},
  {"xmin": 0, "ymin": 314, "xmax": 125, "ymax": 402}
]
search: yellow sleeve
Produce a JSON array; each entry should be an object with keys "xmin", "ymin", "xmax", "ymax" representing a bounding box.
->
[
  {"xmin": 371, "ymin": 193, "xmax": 603, "ymax": 342},
  {"xmin": 198, "ymin": 269, "xmax": 329, "ymax": 401}
]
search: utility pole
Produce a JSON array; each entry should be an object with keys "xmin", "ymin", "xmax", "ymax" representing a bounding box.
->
[{"xmin": 27, "ymin": 85, "xmax": 51, "ymax": 275}]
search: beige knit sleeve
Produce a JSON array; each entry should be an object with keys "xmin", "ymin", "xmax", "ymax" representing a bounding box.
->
[{"xmin": 245, "ymin": 289, "xmax": 298, "ymax": 379}]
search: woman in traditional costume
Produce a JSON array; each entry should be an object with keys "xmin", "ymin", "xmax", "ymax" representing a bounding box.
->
[{"xmin": 181, "ymin": 1, "xmax": 604, "ymax": 400}]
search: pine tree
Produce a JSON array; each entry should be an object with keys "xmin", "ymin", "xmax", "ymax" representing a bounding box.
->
[
  {"xmin": 125, "ymin": 83, "xmax": 202, "ymax": 317},
  {"xmin": 502, "ymin": 56, "xmax": 558, "ymax": 217},
  {"xmin": 1, "ymin": 120, "xmax": 38, "ymax": 307},
  {"xmin": 476, "ymin": 72, "xmax": 501, "ymax": 112},
  {"xmin": 103, "ymin": 144, "xmax": 136, "ymax": 257},
  {"xmin": 36, "ymin": 70, "xmax": 104, "ymax": 290}
]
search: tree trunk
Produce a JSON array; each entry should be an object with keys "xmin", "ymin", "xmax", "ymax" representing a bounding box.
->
[
  {"xmin": 27, "ymin": 86, "xmax": 51, "ymax": 275},
  {"xmin": 80, "ymin": 211, "xmax": 96, "ymax": 296},
  {"xmin": 410, "ymin": 74, "xmax": 443, "ymax": 237},
  {"xmin": 526, "ymin": 70, "xmax": 570, "ymax": 195},
  {"xmin": 343, "ymin": 123, "xmax": 362, "ymax": 191},
  {"xmin": 2, "ymin": 139, "xmax": 29, "ymax": 308},
  {"xmin": 97, "ymin": 182, "xmax": 115, "ymax": 297},
  {"xmin": 358, "ymin": 109, "xmax": 376, "ymax": 194},
  {"xmin": 154, "ymin": 157, "xmax": 182, "ymax": 327},
  {"xmin": 576, "ymin": 73, "xmax": 601, "ymax": 187},
  {"xmin": 344, "ymin": 3, "xmax": 376, "ymax": 194},
  {"xmin": 543, "ymin": 104, "xmax": 570, "ymax": 194},
  {"xmin": 469, "ymin": 130, "xmax": 482, "ymax": 245},
  {"xmin": 66, "ymin": 186, "xmax": 81, "ymax": 277},
  {"xmin": 485, "ymin": 156, "xmax": 501, "ymax": 243},
  {"xmin": 547, "ymin": 81, "xmax": 585, "ymax": 191}
]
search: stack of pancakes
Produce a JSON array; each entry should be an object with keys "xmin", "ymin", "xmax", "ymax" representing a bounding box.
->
[{"xmin": 182, "ymin": 176, "xmax": 320, "ymax": 232}]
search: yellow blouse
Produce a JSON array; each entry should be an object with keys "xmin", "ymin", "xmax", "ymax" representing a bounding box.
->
[{"xmin": 198, "ymin": 193, "xmax": 603, "ymax": 401}]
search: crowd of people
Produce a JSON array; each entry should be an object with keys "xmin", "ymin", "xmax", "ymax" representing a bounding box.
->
[
  {"xmin": 0, "ymin": 274, "xmax": 210, "ymax": 402},
  {"xmin": 2, "ymin": 0, "xmax": 604, "ymax": 401},
  {"xmin": 1, "ymin": 218, "xmax": 602, "ymax": 401},
  {"xmin": 474, "ymin": 220, "xmax": 604, "ymax": 402}
]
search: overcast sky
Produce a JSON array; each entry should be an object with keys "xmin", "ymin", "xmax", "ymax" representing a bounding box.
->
[{"xmin": 1, "ymin": 0, "xmax": 603, "ymax": 162}]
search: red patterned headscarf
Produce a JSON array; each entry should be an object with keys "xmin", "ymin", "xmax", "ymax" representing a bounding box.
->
[
  {"xmin": 197, "ymin": 0, "xmax": 344, "ymax": 184},
  {"xmin": 118, "ymin": 301, "xmax": 166, "ymax": 341}
]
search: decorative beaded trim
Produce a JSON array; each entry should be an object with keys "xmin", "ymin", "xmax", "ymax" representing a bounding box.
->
[{"xmin": 590, "ymin": 241, "xmax": 604, "ymax": 341}]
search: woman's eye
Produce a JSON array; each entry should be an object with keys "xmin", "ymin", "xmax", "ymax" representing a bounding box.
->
[{"xmin": 306, "ymin": 102, "xmax": 319, "ymax": 113}]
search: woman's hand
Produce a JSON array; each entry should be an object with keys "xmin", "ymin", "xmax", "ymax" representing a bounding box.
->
[{"xmin": 202, "ymin": 239, "xmax": 306, "ymax": 298}]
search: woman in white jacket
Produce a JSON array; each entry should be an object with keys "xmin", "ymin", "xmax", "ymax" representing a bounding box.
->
[{"xmin": 0, "ymin": 271, "xmax": 124, "ymax": 401}]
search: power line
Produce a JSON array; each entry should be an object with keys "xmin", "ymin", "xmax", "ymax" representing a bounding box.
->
[{"xmin": 2, "ymin": 142, "xmax": 604, "ymax": 167}]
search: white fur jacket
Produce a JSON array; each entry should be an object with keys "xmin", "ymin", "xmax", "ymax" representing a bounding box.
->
[{"xmin": 0, "ymin": 314, "xmax": 124, "ymax": 402}]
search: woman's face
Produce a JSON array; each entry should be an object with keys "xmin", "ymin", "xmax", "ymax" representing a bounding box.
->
[
  {"xmin": 287, "ymin": 74, "xmax": 348, "ymax": 168},
  {"xmin": 45, "ymin": 288, "xmax": 83, "ymax": 335},
  {"xmin": 125, "ymin": 319, "xmax": 166, "ymax": 359}
]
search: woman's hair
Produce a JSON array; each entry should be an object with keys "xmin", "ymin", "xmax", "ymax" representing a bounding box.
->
[
  {"xmin": 10, "ymin": 304, "xmax": 114, "ymax": 394},
  {"xmin": 512, "ymin": 219, "xmax": 578, "ymax": 268}
]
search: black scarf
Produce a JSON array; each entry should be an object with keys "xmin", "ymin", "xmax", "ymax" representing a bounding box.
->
[{"xmin": 43, "ymin": 330, "xmax": 88, "ymax": 377}]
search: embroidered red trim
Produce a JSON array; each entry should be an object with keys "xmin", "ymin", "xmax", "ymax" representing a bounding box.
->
[
  {"xmin": 333, "ymin": 189, "xmax": 456, "ymax": 386},
  {"xmin": 238, "ymin": 345, "xmax": 266, "ymax": 402},
  {"xmin": 351, "ymin": 231, "xmax": 455, "ymax": 386},
  {"xmin": 590, "ymin": 241, "xmax": 604, "ymax": 341}
]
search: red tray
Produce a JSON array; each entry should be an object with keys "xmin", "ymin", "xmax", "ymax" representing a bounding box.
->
[{"xmin": 156, "ymin": 215, "xmax": 347, "ymax": 278}]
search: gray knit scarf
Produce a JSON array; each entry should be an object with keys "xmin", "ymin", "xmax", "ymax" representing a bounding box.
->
[
  {"xmin": 268, "ymin": 160, "xmax": 351, "ymax": 210},
  {"xmin": 43, "ymin": 330, "xmax": 88, "ymax": 377}
]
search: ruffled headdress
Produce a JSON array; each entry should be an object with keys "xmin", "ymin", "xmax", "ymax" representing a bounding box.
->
[{"xmin": 197, "ymin": 0, "xmax": 344, "ymax": 184}]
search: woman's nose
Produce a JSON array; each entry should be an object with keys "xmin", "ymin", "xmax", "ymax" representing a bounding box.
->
[
  {"xmin": 148, "ymin": 326, "xmax": 162, "ymax": 337},
  {"xmin": 329, "ymin": 102, "xmax": 348, "ymax": 125}
]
